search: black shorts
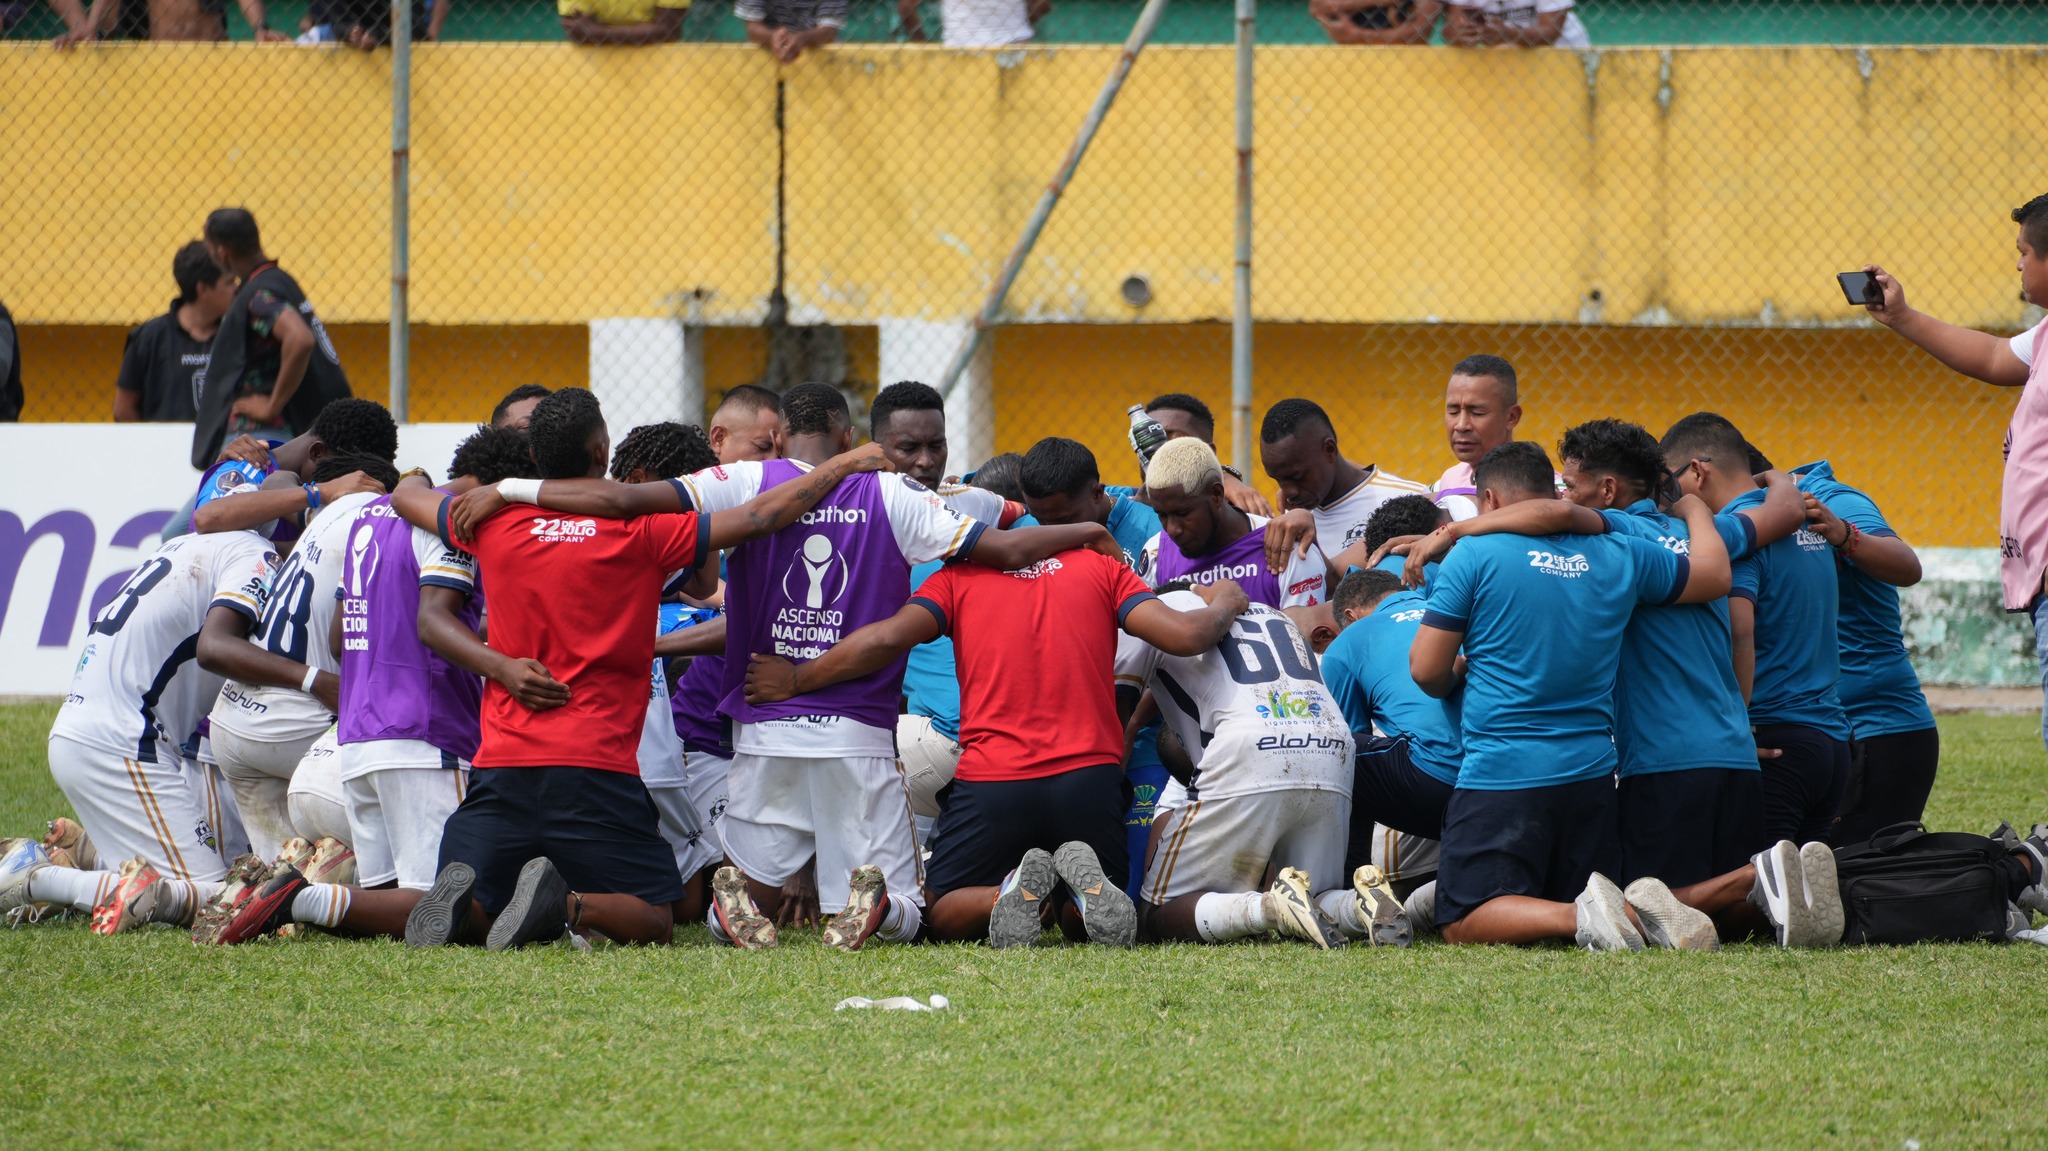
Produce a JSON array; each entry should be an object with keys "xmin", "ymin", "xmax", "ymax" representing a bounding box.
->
[
  {"xmin": 1617, "ymin": 768, "xmax": 1767, "ymax": 888},
  {"xmin": 923, "ymin": 764, "xmax": 1129, "ymax": 903},
  {"xmin": 1344, "ymin": 737, "xmax": 1455, "ymax": 875},
  {"xmin": 1835, "ymin": 727, "xmax": 1940, "ymax": 845},
  {"xmin": 1436, "ymin": 776, "xmax": 1621, "ymax": 929},
  {"xmin": 436, "ymin": 766, "xmax": 685, "ymax": 916},
  {"xmin": 1754, "ymin": 724, "xmax": 1850, "ymax": 846}
]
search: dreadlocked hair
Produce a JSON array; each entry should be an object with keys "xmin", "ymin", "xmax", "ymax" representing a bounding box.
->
[{"xmin": 610, "ymin": 422, "xmax": 717, "ymax": 483}]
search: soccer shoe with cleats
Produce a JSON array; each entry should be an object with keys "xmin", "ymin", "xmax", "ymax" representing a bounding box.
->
[
  {"xmin": 988, "ymin": 849, "xmax": 1057, "ymax": 949},
  {"xmin": 404, "ymin": 862, "xmax": 477, "ymax": 948},
  {"xmin": 1574, "ymin": 872, "xmax": 1645, "ymax": 952},
  {"xmin": 1265, "ymin": 868, "xmax": 1345, "ymax": 950},
  {"xmin": 710, "ymin": 866, "xmax": 777, "ymax": 950},
  {"xmin": 90, "ymin": 857, "xmax": 165, "ymax": 936},
  {"xmin": 1796, "ymin": 841, "xmax": 1844, "ymax": 947},
  {"xmin": 823, "ymin": 865, "xmax": 890, "ymax": 952},
  {"xmin": 0, "ymin": 838, "xmax": 57, "ymax": 926},
  {"xmin": 301, "ymin": 837, "xmax": 357, "ymax": 887},
  {"xmin": 215, "ymin": 865, "xmax": 307, "ymax": 945},
  {"xmin": 43, "ymin": 817, "xmax": 98, "ymax": 871},
  {"xmin": 1622, "ymin": 876, "xmax": 1720, "ymax": 951},
  {"xmin": 190, "ymin": 853, "xmax": 270, "ymax": 945},
  {"xmin": 1351, "ymin": 864, "xmax": 1413, "ymax": 947},
  {"xmin": 1052, "ymin": 841, "xmax": 1135, "ymax": 947},
  {"xmin": 274, "ymin": 837, "xmax": 315, "ymax": 873},
  {"xmin": 486, "ymin": 857, "xmax": 570, "ymax": 951}
]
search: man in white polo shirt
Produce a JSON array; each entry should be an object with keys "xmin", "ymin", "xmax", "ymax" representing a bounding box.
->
[{"xmin": 1434, "ymin": 354, "xmax": 1525, "ymax": 521}]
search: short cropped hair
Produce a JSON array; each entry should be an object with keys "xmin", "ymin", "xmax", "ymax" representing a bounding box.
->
[
  {"xmin": 713, "ymin": 383, "xmax": 780, "ymax": 422},
  {"xmin": 2015, "ymin": 192, "xmax": 2048, "ymax": 254},
  {"xmin": 449, "ymin": 423, "xmax": 540, "ymax": 485},
  {"xmin": 1451, "ymin": 354, "xmax": 1519, "ymax": 406},
  {"xmin": 528, "ymin": 387, "xmax": 607, "ymax": 480},
  {"xmin": 1259, "ymin": 397, "xmax": 1336, "ymax": 444},
  {"xmin": 310, "ymin": 399, "xmax": 399, "ymax": 462},
  {"xmin": 173, "ymin": 242, "xmax": 225, "ymax": 305},
  {"xmin": 1558, "ymin": 418, "xmax": 1665, "ymax": 496},
  {"xmin": 1362, "ymin": 494, "xmax": 1445, "ymax": 557},
  {"xmin": 968, "ymin": 453, "xmax": 1025, "ymax": 502},
  {"xmin": 309, "ymin": 451, "xmax": 401, "ymax": 491},
  {"xmin": 611, "ymin": 422, "xmax": 716, "ymax": 483},
  {"xmin": 490, "ymin": 384, "xmax": 550, "ymax": 426},
  {"xmin": 1472, "ymin": 441, "xmax": 1553, "ymax": 499},
  {"xmin": 1021, "ymin": 437, "xmax": 1102, "ymax": 500},
  {"xmin": 780, "ymin": 383, "xmax": 850, "ymax": 439},
  {"xmin": 1147, "ymin": 393, "xmax": 1215, "ymax": 441},
  {"xmin": 1660, "ymin": 412, "xmax": 1752, "ymax": 475},
  {"xmin": 1332, "ymin": 568, "xmax": 1402, "ymax": 616},
  {"xmin": 870, "ymin": 381, "xmax": 944, "ymax": 439},
  {"xmin": 1145, "ymin": 436, "xmax": 1224, "ymax": 494},
  {"xmin": 202, "ymin": 208, "xmax": 261, "ymax": 261}
]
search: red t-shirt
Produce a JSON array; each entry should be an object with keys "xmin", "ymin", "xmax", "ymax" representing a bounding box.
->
[
  {"xmin": 452, "ymin": 504, "xmax": 709, "ymax": 773},
  {"xmin": 911, "ymin": 549, "xmax": 1157, "ymax": 782}
]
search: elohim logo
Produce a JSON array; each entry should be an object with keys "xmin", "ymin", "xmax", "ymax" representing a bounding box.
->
[{"xmin": 783, "ymin": 534, "xmax": 849, "ymax": 609}]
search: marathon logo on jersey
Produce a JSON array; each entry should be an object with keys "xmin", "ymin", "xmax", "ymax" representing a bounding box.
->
[
  {"xmin": 798, "ymin": 506, "xmax": 868, "ymax": 526},
  {"xmin": 529, "ymin": 517, "xmax": 599, "ymax": 543},
  {"xmin": 1006, "ymin": 558, "xmax": 1064, "ymax": 580},
  {"xmin": 1187, "ymin": 562, "xmax": 1262, "ymax": 586},
  {"xmin": 1288, "ymin": 574, "xmax": 1324, "ymax": 597},
  {"xmin": 1526, "ymin": 549, "xmax": 1590, "ymax": 577}
]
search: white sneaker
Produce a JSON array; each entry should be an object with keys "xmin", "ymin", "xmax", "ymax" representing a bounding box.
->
[
  {"xmin": 1573, "ymin": 872, "xmax": 1644, "ymax": 952},
  {"xmin": 1750, "ymin": 840, "xmax": 1812, "ymax": 947},
  {"xmin": 0, "ymin": 838, "xmax": 55, "ymax": 925},
  {"xmin": 1797, "ymin": 841, "xmax": 1844, "ymax": 947},
  {"xmin": 1264, "ymin": 868, "xmax": 1345, "ymax": 950},
  {"xmin": 1622, "ymin": 876, "xmax": 1719, "ymax": 951}
]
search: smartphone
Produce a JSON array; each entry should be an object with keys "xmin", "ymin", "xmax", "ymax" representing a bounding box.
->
[{"xmin": 1837, "ymin": 271, "xmax": 1879, "ymax": 306}]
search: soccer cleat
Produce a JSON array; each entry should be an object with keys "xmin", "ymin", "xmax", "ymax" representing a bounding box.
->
[
  {"xmin": 1402, "ymin": 880, "xmax": 1438, "ymax": 937},
  {"xmin": 486, "ymin": 857, "xmax": 570, "ymax": 951},
  {"xmin": 988, "ymin": 849, "xmax": 1057, "ymax": 950},
  {"xmin": 1750, "ymin": 840, "xmax": 1815, "ymax": 947},
  {"xmin": 1052, "ymin": 841, "xmax": 1136, "ymax": 948},
  {"xmin": 822, "ymin": 865, "xmax": 889, "ymax": 952},
  {"xmin": 0, "ymin": 838, "xmax": 56, "ymax": 926},
  {"xmin": 1796, "ymin": 841, "xmax": 1844, "ymax": 947},
  {"xmin": 1351, "ymin": 864, "xmax": 1413, "ymax": 947},
  {"xmin": 302, "ymin": 837, "xmax": 357, "ymax": 887},
  {"xmin": 1622, "ymin": 876, "xmax": 1720, "ymax": 951},
  {"xmin": 191, "ymin": 854, "xmax": 271, "ymax": 945},
  {"xmin": 709, "ymin": 866, "xmax": 777, "ymax": 950},
  {"xmin": 214, "ymin": 865, "xmax": 307, "ymax": 945},
  {"xmin": 90, "ymin": 857, "xmax": 165, "ymax": 936},
  {"xmin": 404, "ymin": 861, "xmax": 477, "ymax": 948},
  {"xmin": 43, "ymin": 818, "xmax": 98, "ymax": 871},
  {"xmin": 1265, "ymin": 868, "xmax": 1345, "ymax": 950},
  {"xmin": 1573, "ymin": 872, "xmax": 1645, "ymax": 952},
  {"xmin": 274, "ymin": 837, "xmax": 315, "ymax": 873}
]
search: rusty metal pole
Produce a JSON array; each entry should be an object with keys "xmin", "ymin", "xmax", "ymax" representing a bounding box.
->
[
  {"xmin": 1230, "ymin": 0, "xmax": 1254, "ymax": 475},
  {"xmin": 389, "ymin": 0, "xmax": 412, "ymax": 422}
]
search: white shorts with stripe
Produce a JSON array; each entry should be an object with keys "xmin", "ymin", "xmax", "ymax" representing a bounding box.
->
[
  {"xmin": 717, "ymin": 753, "xmax": 922, "ymax": 912},
  {"xmin": 287, "ymin": 728, "xmax": 352, "ymax": 845},
  {"xmin": 344, "ymin": 768, "xmax": 467, "ymax": 891},
  {"xmin": 1372, "ymin": 824, "xmax": 1440, "ymax": 887},
  {"xmin": 46, "ymin": 733, "xmax": 229, "ymax": 882},
  {"xmin": 1142, "ymin": 788, "xmax": 1350, "ymax": 905},
  {"xmin": 651, "ymin": 746, "xmax": 732, "ymax": 884}
]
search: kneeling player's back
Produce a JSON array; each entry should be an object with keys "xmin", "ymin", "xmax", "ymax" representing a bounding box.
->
[
  {"xmin": 1724, "ymin": 495, "xmax": 1847, "ymax": 736},
  {"xmin": 1320, "ymin": 589, "xmax": 1462, "ymax": 786}
]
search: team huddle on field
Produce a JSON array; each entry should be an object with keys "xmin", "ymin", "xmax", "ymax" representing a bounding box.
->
[{"xmin": 6, "ymin": 358, "xmax": 2048, "ymax": 954}]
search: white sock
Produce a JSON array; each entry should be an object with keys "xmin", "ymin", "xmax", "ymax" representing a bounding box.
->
[
  {"xmin": 876, "ymin": 893, "xmax": 922, "ymax": 942},
  {"xmin": 154, "ymin": 880, "xmax": 223, "ymax": 926},
  {"xmin": 26, "ymin": 866, "xmax": 116, "ymax": 912},
  {"xmin": 289, "ymin": 884, "xmax": 352, "ymax": 928},
  {"xmin": 705, "ymin": 904, "xmax": 733, "ymax": 944},
  {"xmin": 1193, "ymin": 891, "xmax": 1269, "ymax": 942},
  {"xmin": 1316, "ymin": 889, "xmax": 1368, "ymax": 937}
]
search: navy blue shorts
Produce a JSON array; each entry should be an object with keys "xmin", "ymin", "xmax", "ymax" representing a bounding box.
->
[
  {"xmin": 1344, "ymin": 737, "xmax": 1456, "ymax": 875},
  {"xmin": 924, "ymin": 764, "xmax": 1129, "ymax": 903},
  {"xmin": 1617, "ymin": 767, "xmax": 1767, "ymax": 888},
  {"xmin": 436, "ymin": 767, "xmax": 685, "ymax": 916},
  {"xmin": 1754, "ymin": 724, "xmax": 1850, "ymax": 846},
  {"xmin": 1436, "ymin": 777, "xmax": 1621, "ymax": 929}
]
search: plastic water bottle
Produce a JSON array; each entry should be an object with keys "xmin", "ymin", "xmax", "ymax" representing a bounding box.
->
[{"xmin": 1128, "ymin": 405, "xmax": 1168, "ymax": 478}]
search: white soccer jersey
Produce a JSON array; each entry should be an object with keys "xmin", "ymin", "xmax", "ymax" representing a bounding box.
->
[
  {"xmin": 53, "ymin": 530, "xmax": 275, "ymax": 765},
  {"xmin": 1310, "ymin": 467, "xmax": 1432, "ymax": 556},
  {"xmin": 211, "ymin": 492, "xmax": 380, "ymax": 743},
  {"xmin": 639, "ymin": 638, "xmax": 686, "ymax": 788},
  {"xmin": 1114, "ymin": 590, "xmax": 1354, "ymax": 803}
]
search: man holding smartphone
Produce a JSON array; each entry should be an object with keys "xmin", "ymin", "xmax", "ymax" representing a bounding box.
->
[{"xmin": 1860, "ymin": 192, "xmax": 2048, "ymax": 758}]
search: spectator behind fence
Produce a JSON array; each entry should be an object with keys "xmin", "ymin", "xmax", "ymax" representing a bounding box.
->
[
  {"xmin": 561, "ymin": 0, "xmax": 683, "ymax": 44},
  {"xmin": 190, "ymin": 208, "xmax": 351, "ymax": 469},
  {"xmin": 739, "ymin": 0, "xmax": 844, "ymax": 62},
  {"xmin": 1441, "ymin": 0, "xmax": 1586, "ymax": 47},
  {"xmin": 50, "ymin": 0, "xmax": 287, "ymax": 46},
  {"xmin": 300, "ymin": 0, "xmax": 439, "ymax": 47},
  {"xmin": 0, "ymin": 301, "xmax": 22, "ymax": 422},
  {"xmin": 114, "ymin": 242, "xmax": 233, "ymax": 425},
  {"xmin": 1312, "ymin": 0, "xmax": 1440, "ymax": 44},
  {"xmin": 897, "ymin": 0, "xmax": 1046, "ymax": 47}
]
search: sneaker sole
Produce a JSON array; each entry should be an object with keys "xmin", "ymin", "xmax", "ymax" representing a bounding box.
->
[
  {"xmin": 485, "ymin": 859, "xmax": 570, "ymax": 951},
  {"xmin": 1052, "ymin": 842, "xmax": 1135, "ymax": 948},
  {"xmin": 989, "ymin": 849, "xmax": 1057, "ymax": 950},
  {"xmin": 1577, "ymin": 873, "xmax": 1644, "ymax": 952},
  {"xmin": 1797, "ymin": 842, "xmax": 1844, "ymax": 947},
  {"xmin": 404, "ymin": 862, "xmax": 477, "ymax": 948},
  {"xmin": 1755, "ymin": 841, "xmax": 1810, "ymax": 947},
  {"xmin": 1352, "ymin": 865, "xmax": 1413, "ymax": 948},
  {"xmin": 1624, "ymin": 878, "xmax": 1719, "ymax": 951}
]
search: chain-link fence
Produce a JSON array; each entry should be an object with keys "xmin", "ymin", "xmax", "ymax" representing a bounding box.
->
[{"xmin": 4, "ymin": 9, "xmax": 2046, "ymax": 549}]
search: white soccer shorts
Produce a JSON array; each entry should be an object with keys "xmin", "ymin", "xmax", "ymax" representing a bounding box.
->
[
  {"xmin": 895, "ymin": 713, "xmax": 961, "ymax": 819},
  {"xmin": 717, "ymin": 753, "xmax": 923, "ymax": 912},
  {"xmin": 1372, "ymin": 824, "xmax": 1440, "ymax": 887},
  {"xmin": 1142, "ymin": 788, "xmax": 1351, "ymax": 905},
  {"xmin": 342, "ymin": 766, "xmax": 466, "ymax": 890},
  {"xmin": 650, "ymin": 747, "xmax": 732, "ymax": 883},
  {"xmin": 211, "ymin": 725, "xmax": 323, "ymax": 862},
  {"xmin": 46, "ymin": 734, "xmax": 229, "ymax": 882},
  {"xmin": 287, "ymin": 730, "xmax": 351, "ymax": 846}
]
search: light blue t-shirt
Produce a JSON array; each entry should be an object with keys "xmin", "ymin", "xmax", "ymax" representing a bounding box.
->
[
  {"xmin": 902, "ymin": 560, "xmax": 963, "ymax": 741},
  {"xmin": 1726, "ymin": 487, "xmax": 1850, "ymax": 739},
  {"xmin": 1320, "ymin": 587, "xmax": 1462, "ymax": 785},
  {"xmin": 1792, "ymin": 461, "xmax": 1934, "ymax": 739},
  {"xmin": 1597, "ymin": 500, "xmax": 1758, "ymax": 777},
  {"xmin": 1421, "ymin": 529, "xmax": 1687, "ymax": 791}
]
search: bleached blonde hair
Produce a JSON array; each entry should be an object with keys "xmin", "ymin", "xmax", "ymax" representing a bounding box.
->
[{"xmin": 1145, "ymin": 436, "xmax": 1224, "ymax": 495}]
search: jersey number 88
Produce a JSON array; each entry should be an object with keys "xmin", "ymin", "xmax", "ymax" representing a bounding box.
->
[{"xmin": 256, "ymin": 552, "xmax": 316, "ymax": 663}]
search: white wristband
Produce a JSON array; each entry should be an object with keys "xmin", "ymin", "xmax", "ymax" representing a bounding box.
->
[
  {"xmin": 300, "ymin": 666, "xmax": 320, "ymax": 693},
  {"xmin": 499, "ymin": 478, "xmax": 543, "ymax": 504}
]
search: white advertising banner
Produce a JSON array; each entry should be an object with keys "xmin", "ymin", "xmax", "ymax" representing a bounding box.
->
[{"xmin": 0, "ymin": 424, "xmax": 475, "ymax": 696}]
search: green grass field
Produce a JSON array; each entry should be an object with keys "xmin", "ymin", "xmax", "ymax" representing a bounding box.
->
[{"xmin": 2, "ymin": 701, "xmax": 2043, "ymax": 1149}]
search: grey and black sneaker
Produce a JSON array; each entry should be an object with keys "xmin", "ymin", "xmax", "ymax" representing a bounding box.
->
[
  {"xmin": 988, "ymin": 848, "xmax": 1057, "ymax": 949},
  {"xmin": 1051, "ymin": 841, "xmax": 1135, "ymax": 947},
  {"xmin": 1622, "ymin": 876, "xmax": 1719, "ymax": 951},
  {"xmin": 1265, "ymin": 868, "xmax": 1345, "ymax": 950},
  {"xmin": 486, "ymin": 857, "xmax": 569, "ymax": 951},
  {"xmin": 404, "ymin": 861, "xmax": 477, "ymax": 948},
  {"xmin": 1573, "ymin": 872, "xmax": 1645, "ymax": 952},
  {"xmin": 1749, "ymin": 840, "xmax": 1814, "ymax": 947}
]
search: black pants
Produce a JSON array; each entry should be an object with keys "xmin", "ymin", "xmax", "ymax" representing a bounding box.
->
[
  {"xmin": 1343, "ymin": 737, "xmax": 1454, "ymax": 877},
  {"xmin": 1754, "ymin": 724, "xmax": 1850, "ymax": 846},
  {"xmin": 1834, "ymin": 727, "xmax": 1941, "ymax": 845}
]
